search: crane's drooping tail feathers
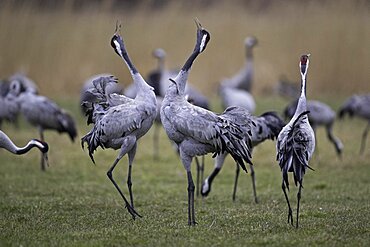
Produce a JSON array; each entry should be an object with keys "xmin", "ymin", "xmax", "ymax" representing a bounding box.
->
[
  {"xmin": 57, "ymin": 111, "xmax": 77, "ymax": 142},
  {"xmin": 214, "ymin": 106, "xmax": 254, "ymax": 172},
  {"xmin": 81, "ymin": 124, "xmax": 104, "ymax": 164},
  {"xmin": 278, "ymin": 111, "xmax": 314, "ymax": 189}
]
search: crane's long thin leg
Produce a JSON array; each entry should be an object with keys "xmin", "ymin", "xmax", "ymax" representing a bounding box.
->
[
  {"xmin": 38, "ymin": 128, "xmax": 47, "ymax": 171},
  {"xmin": 195, "ymin": 156, "xmax": 201, "ymax": 197},
  {"xmin": 296, "ymin": 182, "xmax": 303, "ymax": 228},
  {"xmin": 187, "ymin": 170, "xmax": 196, "ymax": 226},
  {"xmin": 127, "ymin": 143, "xmax": 137, "ymax": 209},
  {"xmin": 195, "ymin": 156, "xmax": 205, "ymax": 197},
  {"xmin": 232, "ymin": 163, "xmax": 240, "ymax": 201},
  {"xmin": 250, "ymin": 164, "xmax": 258, "ymax": 204},
  {"xmin": 282, "ymin": 181, "xmax": 293, "ymax": 226},
  {"xmin": 326, "ymin": 123, "xmax": 343, "ymax": 158},
  {"xmin": 107, "ymin": 138, "xmax": 141, "ymax": 219},
  {"xmin": 107, "ymin": 157, "xmax": 141, "ymax": 219},
  {"xmin": 360, "ymin": 122, "xmax": 370, "ymax": 155},
  {"xmin": 153, "ymin": 123, "xmax": 159, "ymax": 160}
]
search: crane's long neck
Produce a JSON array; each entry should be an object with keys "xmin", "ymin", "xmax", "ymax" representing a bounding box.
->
[
  {"xmin": 294, "ymin": 73, "xmax": 307, "ymax": 116},
  {"xmin": 175, "ymin": 50, "xmax": 200, "ymax": 95},
  {"xmin": 0, "ymin": 131, "xmax": 47, "ymax": 154}
]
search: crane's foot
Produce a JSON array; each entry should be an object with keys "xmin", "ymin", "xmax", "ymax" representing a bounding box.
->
[
  {"xmin": 188, "ymin": 220, "xmax": 198, "ymax": 226},
  {"xmin": 125, "ymin": 203, "xmax": 142, "ymax": 220},
  {"xmin": 287, "ymin": 208, "xmax": 293, "ymax": 226}
]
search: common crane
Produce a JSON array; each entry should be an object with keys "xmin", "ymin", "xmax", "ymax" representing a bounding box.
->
[
  {"xmin": 0, "ymin": 130, "xmax": 48, "ymax": 156},
  {"xmin": 284, "ymin": 99, "xmax": 343, "ymax": 158},
  {"xmin": 0, "ymin": 79, "xmax": 19, "ymax": 128},
  {"xmin": 80, "ymin": 73, "xmax": 124, "ymax": 113},
  {"xmin": 81, "ymin": 24, "xmax": 157, "ymax": 220},
  {"xmin": 201, "ymin": 111, "xmax": 285, "ymax": 203},
  {"xmin": 220, "ymin": 36, "xmax": 258, "ymax": 92},
  {"xmin": 338, "ymin": 94, "xmax": 370, "ymax": 154},
  {"xmin": 8, "ymin": 79, "xmax": 77, "ymax": 171},
  {"xmin": 276, "ymin": 54, "xmax": 315, "ymax": 228},
  {"xmin": 160, "ymin": 20, "xmax": 254, "ymax": 225}
]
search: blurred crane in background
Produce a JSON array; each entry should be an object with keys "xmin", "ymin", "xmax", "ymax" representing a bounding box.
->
[
  {"xmin": 8, "ymin": 79, "xmax": 77, "ymax": 171},
  {"xmin": 284, "ymin": 99, "xmax": 343, "ymax": 158},
  {"xmin": 338, "ymin": 94, "xmax": 370, "ymax": 154}
]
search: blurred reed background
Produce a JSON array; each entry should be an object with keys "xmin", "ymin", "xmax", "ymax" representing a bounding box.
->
[{"xmin": 0, "ymin": 0, "xmax": 369, "ymax": 99}]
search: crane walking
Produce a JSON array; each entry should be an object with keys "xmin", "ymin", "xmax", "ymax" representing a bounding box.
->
[
  {"xmin": 338, "ymin": 94, "xmax": 370, "ymax": 154},
  {"xmin": 276, "ymin": 54, "xmax": 315, "ymax": 228},
  {"xmin": 160, "ymin": 20, "xmax": 254, "ymax": 225},
  {"xmin": 81, "ymin": 24, "xmax": 157, "ymax": 220}
]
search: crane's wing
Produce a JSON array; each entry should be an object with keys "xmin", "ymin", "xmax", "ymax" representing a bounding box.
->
[{"xmin": 276, "ymin": 111, "xmax": 314, "ymax": 189}]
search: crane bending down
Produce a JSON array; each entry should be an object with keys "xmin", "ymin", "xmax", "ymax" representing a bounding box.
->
[
  {"xmin": 8, "ymin": 80, "xmax": 77, "ymax": 171},
  {"xmin": 81, "ymin": 25, "xmax": 157, "ymax": 220},
  {"xmin": 160, "ymin": 20, "xmax": 254, "ymax": 225},
  {"xmin": 284, "ymin": 99, "xmax": 343, "ymax": 158},
  {"xmin": 0, "ymin": 130, "xmax": 48, "ymax": 156},
  {"xmin": 276, "ymin": 54, "xmax": 315, "ymax": 228},
  {"xmin": 202, "ymin": 111, "xmax": 285, "ymax": 202},
  {"xmin": 338, "ymin": 94, "xmax": 370, "ymax": 154}
]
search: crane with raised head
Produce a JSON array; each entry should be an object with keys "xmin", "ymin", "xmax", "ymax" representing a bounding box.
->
[
  {"xmin": 160, "ymin": 20, "xmax": 254, "ymax": 226},
  {"xmin": 81, "ymin": 24, "xmax": 157, "ymax": 220},
  {"xmin": 276, "ymin": 54, "xmax": 315, "ymax": 228}
]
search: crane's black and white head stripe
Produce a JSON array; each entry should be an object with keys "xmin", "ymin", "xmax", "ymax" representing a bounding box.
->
[
  {"xmin": 195, "ymin": 19, "xmax": 210, "ymax": 53},
  {"xmin": 31, "ymin": 139, "xmax": 49, "ymax": 153},
  {"xmin": 300, "ymin": 54, "xmax": 310, "ymax": 76},
  {"xmin": 111, "ymin": 34, "xmax": 125, "ymax": 58}
]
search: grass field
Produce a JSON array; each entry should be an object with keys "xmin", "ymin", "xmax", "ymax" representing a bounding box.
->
[
  {"xmin": 0, "ymin": 0, "xmax": 369, "ymax": 246},
  {"xmin": 0, "ymin": 97, "xmax": 369, "ymax": 246}
]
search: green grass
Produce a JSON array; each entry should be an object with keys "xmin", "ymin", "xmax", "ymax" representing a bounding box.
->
[{"xmin": 0, "ymin": 97, "xmax": 369, "ymax": 246}]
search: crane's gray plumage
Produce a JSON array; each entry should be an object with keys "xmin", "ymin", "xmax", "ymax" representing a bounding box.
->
[
  {"xmin": 160, "ymin": 20, "xmax": 254, "ymax": 225},
  {"xmin": 0, "ymin": 80, "xmax": 20, "ymax": 128},
  {"xmin": 338, "ymin": 93, "xmax": 370, "ymax": 154},
  {"xmin": 81, "ymin": 25, "xmax": 157, "ymax": 220},
  {"xmin": 9, "ymin": 79, "xmax": 77, "ymax": 170},
  {"xmin": 80, "ymin": 73, "xmax": 124, "ymax": 113},
  {"xmin": 219, "ymin": 83, "xmax": 256, "ymax": 114},
  {"xmin": 201, "ymin": 111, "xmax": 285, "ymax": 202},
  {"xmin": 0, "ymin": 74, "xmax": 39, "ymax": 128},
  {"xmin": 0, "ymin": 130, "xmax": 49, "ymax": 155},
  {"xmin": 276, "ymin": 54, "xmax": 315, "ymax": 228},
  {"xmin": 284, "ymin": 99, "xmax": 343, "ymax": 157},
  {"xmin": 220, "ymin": 36, "xmax": 258, "ymax": 92}
]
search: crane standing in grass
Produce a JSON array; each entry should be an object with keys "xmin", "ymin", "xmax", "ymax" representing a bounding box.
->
[
  {"xmin": 338, "ymin": 93, "xmax": 370, "ymax": 154},
  {"xmin": 201, "ymin": 111, "xmax": 285, "ymax": 203},
  {"xmin": 81, "ymin": 24, "xmax": 157, "ymax": 220},
  {"xmin": 276, "ymin": 54, "xmax": 315, "ymax": 228},
  {"xmin": 8, "ymin": 79, "xmax": 77, "ymax": 171},
  {"xmin": 0, "ymin": 130, "xmax": 49, "ymax": 156},
  {"xmin": 160, "ymin": 20, "xmax": 254, "ymax": 225}
]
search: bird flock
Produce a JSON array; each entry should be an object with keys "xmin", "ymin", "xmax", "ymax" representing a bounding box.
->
[{"xmin": 1, "ymin": 20, "xmax": 369, "ymax": 228}]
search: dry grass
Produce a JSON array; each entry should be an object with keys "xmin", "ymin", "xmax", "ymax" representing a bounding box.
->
[{"xmin": 0, "ymin": 0, "xmax": 369, "ymax": 100}]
